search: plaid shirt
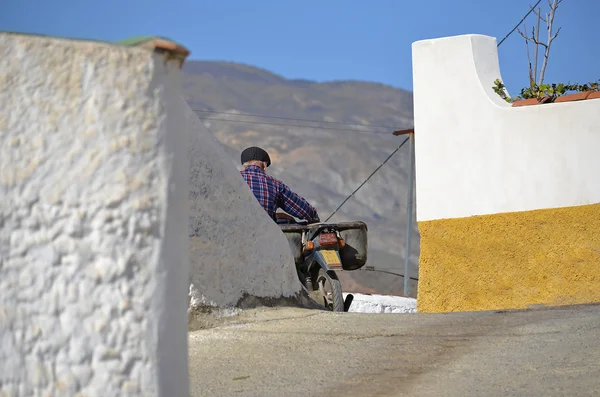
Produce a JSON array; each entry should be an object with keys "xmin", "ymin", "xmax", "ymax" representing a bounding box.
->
[{"xmin": 240, "ymin": 165, "xmax": 320, "ymax": 223}]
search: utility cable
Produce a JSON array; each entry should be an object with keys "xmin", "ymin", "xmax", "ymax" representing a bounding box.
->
[
  {"xmin": 197, "ymin": 115, "xmax": 411, "ymax": 223},
  {"xmin": 360, "ymin": 267, "xmax": 419, "ymax": 282},
  {"xmin": 193, "ymin": 109, "xmax": 394, "ymax": 130},
  {"xmin": 324, "ymin": 136, "xmax": 410, "ymax": 222},
  {"xmin": 497, "ymin": 0, "xmax": 542, "ymax": 47},
  {"xmin": 195, "ymin": 115, "xmax": 392, "ymax": 133},
  {"xmin": 198, "ymin": 115, "xmax": 415, "ymax": 279}
]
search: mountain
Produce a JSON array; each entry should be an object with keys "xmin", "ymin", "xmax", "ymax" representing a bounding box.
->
[{"xmin": 182, "ymin": 60, "xmax": 420, "ymax": 297}]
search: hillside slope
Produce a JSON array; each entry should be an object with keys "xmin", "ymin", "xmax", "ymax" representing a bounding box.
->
[{"xmin": 182, "ymin": 60, "xmax": 419, "ymax": 296}]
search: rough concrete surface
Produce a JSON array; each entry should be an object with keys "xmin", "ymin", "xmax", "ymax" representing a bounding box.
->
[
  {"xmin": 418, "ymin": 203, "xmax": 600, "ymax": 313},
  {"xmin": 184, "ymin": 99, "xmax": 304, "ymax": 311},
  {"xmin": 188, "ymin": 304, "xmax": 600, "ymax": 397},
  {"xmin": 0, "ymin": 33, "xmax": 190, "ymax": 396}
]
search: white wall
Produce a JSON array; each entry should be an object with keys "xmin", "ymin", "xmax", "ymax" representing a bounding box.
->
[
  {"xmin": 412, "ymin": 34, "xmax": 600, "ymax": 222},
  {"xmin": 0, "ymin": 34, "xmax": 189, "ymax": 397},
  {"xmin": 184, "ymin": 99, "xmax": 305, "ymax": 310}
]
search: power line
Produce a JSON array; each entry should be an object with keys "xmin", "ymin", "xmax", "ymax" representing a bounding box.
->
[
  {"xmin": 196, "ymin": 116, "xmax": 390, "ymax": 133},
  {"xmin": 198, "ymin": 111, "xmax": 416, "ymax": 280},
  {"xmin": 193, "ymin": 109, "xmax": 394, "ymax": 130},
  {"xmin": 497, "ymin": 0, "xmax": 542, "ymax": 47},
  {"xmin": 361, "ymin": 268, "xmax": 419, "ymax": 282},
  {"xmin": 202, "ymin": 111, "xmax": 409, "ymax": 223},
  {"xmin": 324, "ymin": 136, "xmax": 410, "ymax": 222},
  {"xmin": 198, "ymin": 113, "xmax": 409, "ymax": 221}
]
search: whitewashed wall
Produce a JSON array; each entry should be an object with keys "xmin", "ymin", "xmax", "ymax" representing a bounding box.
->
[
  {"xmin": 184, "ymin": 99, "xmax": 305, "ymax": 310},
  {"xmin": 412, "ymin": 34, "xmax": 600, "ymax": 222},
  {"xmin": 0, "ymin": 34, "xmax": 189, "ymax": 397}
]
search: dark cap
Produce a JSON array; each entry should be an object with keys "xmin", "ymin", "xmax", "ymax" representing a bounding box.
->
[{"xmin": 241, "ymin": 146, "xmax": 271, "ymax": 167}]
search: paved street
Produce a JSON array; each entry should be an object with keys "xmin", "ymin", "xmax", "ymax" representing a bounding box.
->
[{"xmin": 188, "ymin": 303, "xmax": 600, "ymax": 397}]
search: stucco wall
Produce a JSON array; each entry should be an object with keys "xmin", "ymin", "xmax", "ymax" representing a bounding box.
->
[
  {"xmin": 411, "ymin": 34, "xmax": 600, "ymax": 313},
  {"xmin": 184, "ymin": 99, "xmax": 305, "ymax": 312},
  {"xmin": 413, "ymin": 34, "xmax": 600, "ymax": 222},
  {"xmin": 0, "ymin": 33, "xmax": 189, "ymax": 396}
]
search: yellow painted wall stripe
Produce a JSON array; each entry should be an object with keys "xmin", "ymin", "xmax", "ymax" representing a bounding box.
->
[{"xmin": 417, "ymin": 202, "xmax": 600, "ymax": 313}]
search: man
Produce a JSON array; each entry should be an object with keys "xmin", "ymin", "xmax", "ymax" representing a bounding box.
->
[{"xmin": 240, "ymin": 146, "xmax": 320, "ymax": 224}]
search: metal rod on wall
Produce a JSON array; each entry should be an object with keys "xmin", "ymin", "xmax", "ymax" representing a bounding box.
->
[{"xmin": 404, "ymin": 133, "xmax": 415, "ymax": 297}]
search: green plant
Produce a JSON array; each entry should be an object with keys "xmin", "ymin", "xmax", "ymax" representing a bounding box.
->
[{"xmin": 494, "ymin": 79, "xmax": 600, "ymax": 103}]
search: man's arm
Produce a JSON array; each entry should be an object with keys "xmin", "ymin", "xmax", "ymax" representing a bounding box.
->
[{"xmin": 277, "ymin": 182, "xmax": 320, "ymax": 222}]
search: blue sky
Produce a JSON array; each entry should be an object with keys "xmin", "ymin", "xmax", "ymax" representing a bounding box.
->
[{"xmin": 2, "ymin": 0, "xmax": 598, "ymax": 94}]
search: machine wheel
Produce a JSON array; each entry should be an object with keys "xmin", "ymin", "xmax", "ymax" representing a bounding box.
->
[{"xmin": 314, "ymin": 268, "xmax": 344, "ymax": 312}]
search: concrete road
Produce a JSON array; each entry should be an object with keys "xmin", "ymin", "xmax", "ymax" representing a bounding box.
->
[{"xmin": 188, "ymin": 303, "xmax": 600, "ymax": 397}]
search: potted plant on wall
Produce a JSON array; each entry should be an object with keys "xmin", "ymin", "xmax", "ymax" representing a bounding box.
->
[{"xmin": 493, "ymin": 0, "xmax": 599, "ymax": 106}]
